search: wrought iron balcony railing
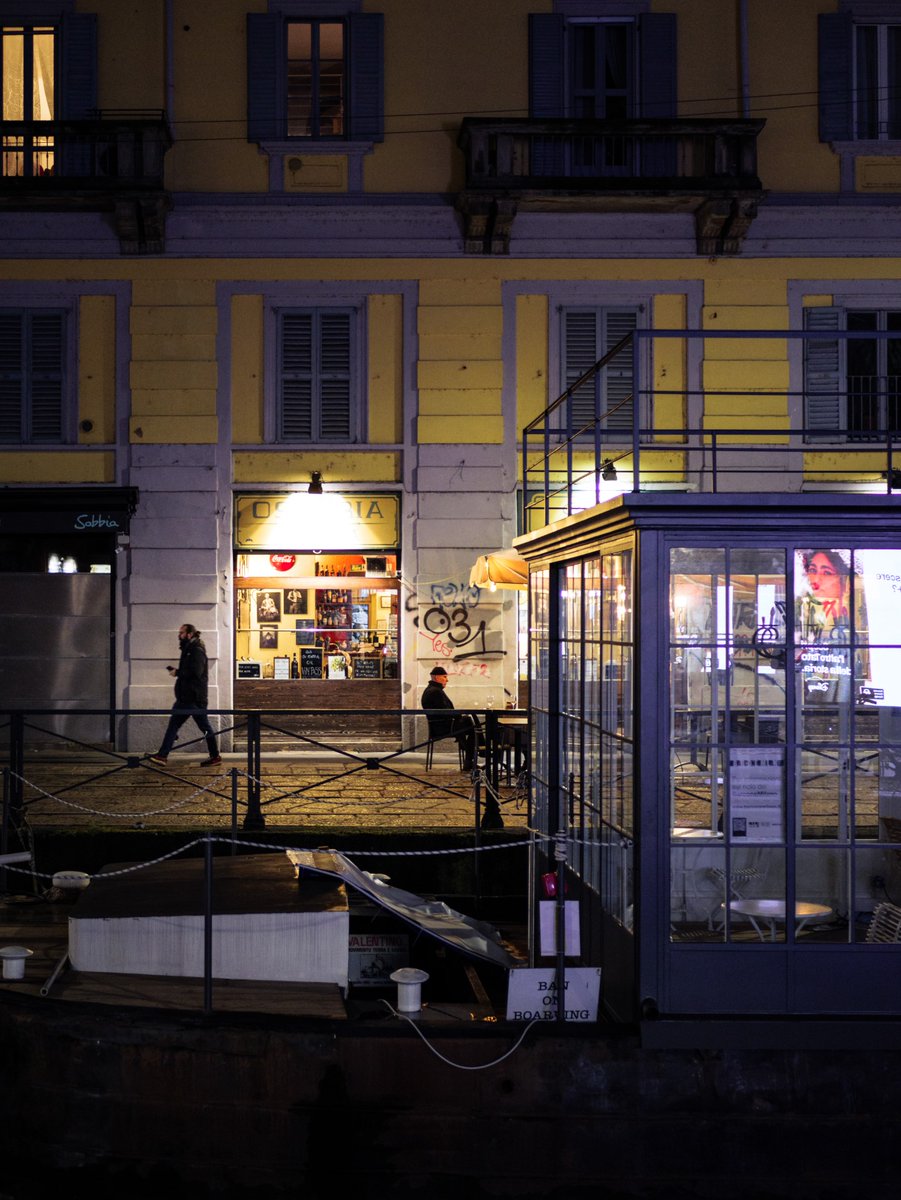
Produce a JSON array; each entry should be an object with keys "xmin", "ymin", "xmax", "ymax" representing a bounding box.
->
[
  {"xmin": 457, "ymin": 117, "xmax": 765, "ymax": 255},
  {"xmin": 521, "ymin": 330, "xmax": 901, "ymax": 532},
  {"xmin": 0, "ymin": 110, "xmax": 173, "ymax": 254}
]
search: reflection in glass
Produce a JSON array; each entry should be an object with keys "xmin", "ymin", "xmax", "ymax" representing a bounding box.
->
[
  {"xmin": 795, "ymin": 847, "xmax": 848, "ymax": 942},
  {"xmin": 795, "ymin": 548, "xmax": 853, "ymax": 646},
  {"xmin": 798, "ymin": 746, "xmax": 847, "ymax": 840},
  {"xmin": 854, "ymin": 749, "xmax": 901, "ymax": 840},
  {"xmin": 854, "ymin": 846, "xmax": 901, "ymax": 942},
  {"xmin": 671, "ymin": 747, "xmax": 721, "ymax": 835}
]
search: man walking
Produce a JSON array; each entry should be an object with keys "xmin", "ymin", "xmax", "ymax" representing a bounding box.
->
[{"xmin": 147, "ymin": 623, "xmax": 221, "ymax": 767}]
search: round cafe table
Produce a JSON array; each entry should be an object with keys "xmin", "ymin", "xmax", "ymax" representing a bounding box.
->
[{"xmin": 727, "ymin": 898, "xmax": 832, "ymax": 942}]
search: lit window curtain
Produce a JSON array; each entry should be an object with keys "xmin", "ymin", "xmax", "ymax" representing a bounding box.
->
[
  {"xmin": 32, "ymin": 31, "xmax": 54, "ymax": 120},
  {"xmin": 2, "ymin": 30, "xmax": 24, "ymax": 120}
]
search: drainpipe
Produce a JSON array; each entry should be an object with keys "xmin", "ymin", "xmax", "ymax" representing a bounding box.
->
[
  {"xmin": 165, "ymin": 0, "xmax": 175, "ymax": 134},
  {"xmin": 739, "ymin": 0, "xmax": 750, "ymax": 118}
]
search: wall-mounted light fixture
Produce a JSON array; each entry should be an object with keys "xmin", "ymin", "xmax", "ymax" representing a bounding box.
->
[
  {"xmin": 308, "ymin": 471, "xmax": 323, "ymax": 495},
  {"xmin": 601, "ymin": 459, "xmax": 618, "ymax": 482}
]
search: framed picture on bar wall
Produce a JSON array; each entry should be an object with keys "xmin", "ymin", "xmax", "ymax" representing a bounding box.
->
[
  {"xmin": 284, "ymin": 587, "xmax": 308, "ymax": 615},
  {"xmin": 259, "ymin": 625, "xmax": 279, "ymax": 650},
  {"xmin": 256, "ymin": 590, "xmax": 281, "ymax": 622}
]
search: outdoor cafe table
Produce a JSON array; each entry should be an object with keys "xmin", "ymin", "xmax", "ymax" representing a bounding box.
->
[
  {"xmin": 489, "ymin": 712, "xmax": 529, "ymax": 791},
  {"xmin": 727, "ymin": 898, "xmax": 833, "ymax": 942}
]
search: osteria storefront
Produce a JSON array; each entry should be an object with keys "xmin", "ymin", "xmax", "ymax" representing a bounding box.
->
[{"xmin": 233, "ymin": 492, "xmax": 401, "ymax": 717}]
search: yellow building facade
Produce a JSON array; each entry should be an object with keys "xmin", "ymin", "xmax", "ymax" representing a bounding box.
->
[{"xmin": 0, "ymin": 0, "xmax": 898, "ymax": 735}]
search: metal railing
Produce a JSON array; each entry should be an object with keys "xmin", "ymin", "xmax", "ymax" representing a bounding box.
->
[
  {"xmin": 0, "ymin": 111, "xmax": 171, "ymax": 187},
  {"xmin": 458, "ymin": 117, "xmax": 764, "ymax": 191},
  {"xmin": 0, "ymin": 705, "xmax": 531, "ymax": 841},
  {"xmin": 522, "ymin": 328, "xmax": 901, "ymax": 531}
]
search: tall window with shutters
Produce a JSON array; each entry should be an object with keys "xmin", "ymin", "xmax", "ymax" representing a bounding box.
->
[
  {"xmin": 276, "ymin": 308, "xmax": 358, "ymax": 443},
  {"xmin": 560, "ymin": 307, "xmax": 639, "ymax": 438},
  {"xmin": 0, "ymin": 310, "xmax": 66, "ymax": 443},
  {"xmin": 247, "ymin": 12, "xmax": 383, "ymax": 144},
  {"xmin": 805, "ymin": 306, "xmax": 901, "ymax": 439},
  {"xmin": 1, "ymin": 13, "xmax": 97, "ymax": 179},
  {"xmin": 819, "ymin": 12, "xmax": 901, "ymax": 143}
]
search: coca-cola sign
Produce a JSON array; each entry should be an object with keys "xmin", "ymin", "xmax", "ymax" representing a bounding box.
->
[{"xmin": 269, "ymin": 554, "xmax": 296, "ymax": 572}]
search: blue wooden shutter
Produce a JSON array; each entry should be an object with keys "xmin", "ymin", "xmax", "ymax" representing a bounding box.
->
[
  {"xmin": 0, "ymin": 312, "xmax": 63, "ymax": 443},
  {"xmin": 603, "ymin": 309, "xmax": 638, "ymax": 431},
  {"xmin": 59, "ymin": 13, "xmax": 97, "ymax": 177},
  {"xmin": 247, "ymin": 13, "xmax": 286, "ymax": 142},
  {"xmin": 29, "ymin": 313, "xmax": 64, "ymax": 442},
  {"xmin": 59, "ymin": 13, "xmax": 97, "ymax": 119},
  {"xmin": 280, "ymin": 313, "xmax": 314, "ymax": 441},
  {"xmin": 805, "ymin": 306, "xmax": 844, "ymax": 434},
  {"xmin": 0, "ymin": 314, "xmax": 24, "ymax": 443},
  {"xmin": 638, "ymin": 13, "xmax": 677, "ymax": 119},
  {"xmin": 530, "ymin": 14, "xmax": 565, "ymax": 175},
  {"xmin": 564, "ymin": 310, "xmax": 599, "ymax": 437},
  {"xmin": 563, "ymin": 309, "xmax": 637, "ymax": 437},
  {"xmin": 319, "ymin": 312, "xmax": 353, "ymax": 440},
  {"xmin": 529, "ymin": 14, "xmax": 565, "ymax": 118},
  {"xmin": 279, "ymin": 312, "xmax": 354, "ymax": 442},
  {"xmin": 348, "ymin": 14, "xmax": 384, "ymax": 141},
  {"xmin": 818, "ymin": 13, "xmax": 853, "ymax": 142}
]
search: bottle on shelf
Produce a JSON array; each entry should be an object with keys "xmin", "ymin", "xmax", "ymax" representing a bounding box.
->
[{"xmin": 291, "ymin": 653, "xmax": 299, "ymax": 679}]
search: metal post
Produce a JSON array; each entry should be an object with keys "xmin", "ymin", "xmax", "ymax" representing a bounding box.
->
[
  {"xmin": 243, "ymin": 711, "xmax": 265, "ymax": 830},
  {"xmin": 473, "ymin": 769, "xmax": 482, "ymax": 914},
  {"xmin": 230, "ymin": 767, "xmax": 239, "ymax": 852},
  {"xmin": 632, "ymin": 333, "xmax": 640, "ymax": 491},
  {"xmin": 711, "ymin": 431, "xmax": 718, "ymax": 493},
  {"xmin": 203, "ymin": 835, "xmax": 213, "ymax": 1015},
  {"xmin": 0, "ymin": 768, "xmax": 8, "ymax": 895},
  {"xmin": 9, "ymin": 712, "xmax": 24, "ymax": 828}
]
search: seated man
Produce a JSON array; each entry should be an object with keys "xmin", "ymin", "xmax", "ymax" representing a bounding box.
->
[{"xmin": 421, "ymin": 665, "xmax": 479, "ymax": 770}]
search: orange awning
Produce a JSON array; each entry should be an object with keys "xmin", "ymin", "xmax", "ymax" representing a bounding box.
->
[{"xmin": 469, "ymin": 548, "xmax": 529, "ymax": 591}]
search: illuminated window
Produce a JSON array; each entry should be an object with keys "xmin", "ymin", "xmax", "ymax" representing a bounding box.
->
[
  {"xmin": 287, "ymin": 21, "xmax": 345, "ymax": 138},
  {"xmin": 1, "ymin": 24, "xmax": 55, "ymax": 177},
  {"xmin": 247, "ymin": 12, "xmax": 383, "ymax": 143}
]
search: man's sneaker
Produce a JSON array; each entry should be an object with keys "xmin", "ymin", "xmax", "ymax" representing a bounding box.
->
[
  {"xmin": 146, "ymin": 754, "xmax": 168, "ymax": 765},
  {"xmin": 200, "ymin": 756, "xmax": 222, "ymax": 767}
]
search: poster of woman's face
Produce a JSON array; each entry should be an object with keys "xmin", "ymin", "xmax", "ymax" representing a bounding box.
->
[
  {"xmin": 284, "ymin": 588, "xmax": 308, "ymax": 615},
  {"xmin": 256, "ymin": 590, "xmax": 281, "ymax": 622},
  {"xmin": 259, "ymin": 625, "xmax": 279, "ymax": 650}
]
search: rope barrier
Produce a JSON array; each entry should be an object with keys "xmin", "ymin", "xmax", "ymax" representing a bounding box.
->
[
  {"xmin": 10, "ymin": 769, "xmax": 233, "ymax": 820},
  {"xmin": 1, "ymin": 830, "xmax": 550, "ymax": 884}
]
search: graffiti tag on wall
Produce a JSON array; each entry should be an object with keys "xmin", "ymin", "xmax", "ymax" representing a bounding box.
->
[{"xmin": 406, "ymin": 576, "xmax": 506, "ymax": 679}]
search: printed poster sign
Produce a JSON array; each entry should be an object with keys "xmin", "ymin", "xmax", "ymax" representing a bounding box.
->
[{"xmin": 729, "ymin": 745, "xmax": 784, "ymax": 842}]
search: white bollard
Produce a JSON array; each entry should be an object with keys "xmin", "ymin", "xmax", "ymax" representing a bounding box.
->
[
  {"xmin": 390, "ymin": 967, "xmax": 429, "ymax": 1013},
  {"xmin": 0, "ymin": 946, "xmax": 33, "ymax": 980},
  {"xmin": 52, "ymin": 871, "xmax": 90, "ymax": 891}
]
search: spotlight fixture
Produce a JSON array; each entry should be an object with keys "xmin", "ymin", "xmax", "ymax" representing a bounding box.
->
[
  {"xmin": 601, "ymin": 459, "xmax": 618, "ymax": 482},
  {"xmin": 308, "ymin": 471, "xmax": 323, "ymax": 495}
]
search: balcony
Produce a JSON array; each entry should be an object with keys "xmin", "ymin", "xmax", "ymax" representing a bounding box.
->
[
  {"xmin": 0, "ymin": 111, "xmax": 173, "ymax": 255},
  {"xmin": 456, "ymin": 117, "xmax": 765, "ymax": 255}
]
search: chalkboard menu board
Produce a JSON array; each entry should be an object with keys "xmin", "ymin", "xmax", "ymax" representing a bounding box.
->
[
  {"xmin": 300, "ymin": 647, "xmax": 323, "ymax": 679},
  {"xmin": 352, "ymin": 657, "xmax": 381, "ymax": 679},
  {"xmin": 237, "ymin": 661, "xmax": 261, "ymax": 678}
]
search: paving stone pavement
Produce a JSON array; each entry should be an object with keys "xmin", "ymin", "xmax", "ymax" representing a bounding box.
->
[{"xmin": 7, "ymin": 748, "xmax": 531, "ymax": 835}]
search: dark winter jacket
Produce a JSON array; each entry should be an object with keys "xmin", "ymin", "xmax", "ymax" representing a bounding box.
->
[
  {"xmin": 421, "ymin": 678, "xmax": 456, "ymax": 739},
  {"xmin": 173, "ymin": 636, "xmax": 209, "ymax": 707}
]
